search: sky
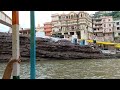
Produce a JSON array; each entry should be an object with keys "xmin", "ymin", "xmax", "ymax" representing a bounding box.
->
[{"xmin": 0, "ymin": 11, "xmax": 97, "ymax": 32}]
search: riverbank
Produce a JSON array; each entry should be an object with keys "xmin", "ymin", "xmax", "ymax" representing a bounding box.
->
[{"xmin": 0, "ymin": 32, "xmax": 116, "ymax": 62}]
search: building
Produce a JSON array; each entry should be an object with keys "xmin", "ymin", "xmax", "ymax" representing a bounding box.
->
[
  {"xmin": 113, "ymin": 19, "xmax": 120, "ymax": 42},
  {"xmin": 19, "ymin": 24, "xmax": 45, "ymax": 36},
  {"xmin": 93, "ymin": 16, "xmax": 114, "ymax": 42},
  {"xmin": 19, "ymin": 28, "xmax": 37, "ymax": 36},
  {"xmin": 93, "ymin": 17, "xmax": 104, "ymax": 41},
  {"xmin": 51, "ymin": 13, "xmax": 61, "ymax": 34},
  {"xmin": 44, "ymin": 22, "xmax": 52, "ymax": 36},
  {"xmin": 36, "ymin": 24, "xmax": 45, "ymax": 37},
  {"xmin": 36, "ymin": 24, "xmax": 44, "ymax": 32},
  {"xmin": 51, "ymin": 11, "xmax": 93, "ymax": 39},
  {"xmin": 19, "ymin": 28, "xmax": 31, "ymax": 36}
]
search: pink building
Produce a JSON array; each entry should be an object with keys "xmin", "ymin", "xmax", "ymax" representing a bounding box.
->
[
  {"xmin": 93, "ymin": 16, "xmax": 114, "ymax": 42},
  {"xmin": 44, "ymin": 22, "xmax": 52, "ymax": 36}
]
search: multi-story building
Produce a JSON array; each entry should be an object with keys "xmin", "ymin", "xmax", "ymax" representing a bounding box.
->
[
  {"xmin": 44, "ymin": 22, "xmax": 52, "ymax": 36},
  {"xmin": 51, "ymin": 13, "xmax": 61, "ymax": 34},
  {"xmin": 102, "ymin": 16, "xmax": 114, "ymax": 42},
  {"xmin": 113, "ymin": 20, "xmax": 120, "ymax": 42},
  {"xmin": 51, "ymin": 11, "xmax": 93, "ymax": 39},
  {"xmin": 93, "ymin": 16, "xmax": 114, "ymax": 42},
  {"xmin": 93, "ymin": 17, "xmax": 104, "ymax": 41}
]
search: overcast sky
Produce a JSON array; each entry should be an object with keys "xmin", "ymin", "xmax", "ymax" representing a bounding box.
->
[{"xmin": 0, "ymin": 11, "xmax": 97, "ymax": 32}]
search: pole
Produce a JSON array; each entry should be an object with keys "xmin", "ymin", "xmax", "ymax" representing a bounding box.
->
[
  {"xmin": 12, "ymin": 11, "xmax": 20, "ymax": 79},
  {"xmin": 30, "ymin": 11, "xmax": 36, "ymax": 79}
]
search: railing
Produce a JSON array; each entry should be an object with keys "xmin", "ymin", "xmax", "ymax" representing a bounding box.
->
[
  {"xmin": 104, "ymin": 30, "xmax": 113, "ymax": 33},
  {"xmin": 0, "ymin": 11, "xmax": 12, "ymax": 27},
  {"xmin": 94, "ymin": 29, "xmax": 103, "ymax": 32}
]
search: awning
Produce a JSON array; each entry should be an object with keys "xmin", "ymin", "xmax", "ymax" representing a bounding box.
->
[
  {"xmin": 115, "ymin": 44, "xmax": 120, "ymax": 48},
  {"xmin": 97, "ymin": 42, "xmax": 116, "ymax": 45},
  {"xmin": 86, "ymin": 40, "xmax": 117, "ymax": 45}
]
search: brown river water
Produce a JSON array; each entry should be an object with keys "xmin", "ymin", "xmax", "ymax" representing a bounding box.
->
[{"xmin": 0, "ymin": 59, "xmax": 120, "ymax": 79}]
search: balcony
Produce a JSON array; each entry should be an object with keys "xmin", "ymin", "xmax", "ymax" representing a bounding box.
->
[
  {"xmin": 94, "ymin": 21, "xmax": 102, "ymax": 24},
  {"xmin": 93, "ymin": 29, "xmax": 103, "ymax": 33},
  {"xmin": 95, "ymin": 37, "xmax": 104, "ymax": 42},
  {"xmin": 44, "ymin": 29, "xmax": 52, "ymax": 32},
  {"xmin": 93, "ymin": 25, "xmax": 102, "ymax": 28},
  {"xmin": 104, "ymin": 30, "xmax": 113, "ymax": 33}
]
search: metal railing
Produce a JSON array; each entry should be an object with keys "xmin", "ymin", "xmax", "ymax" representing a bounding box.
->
[{"xmin": 0, "ymin": 11, "xmax": 12, "ymax": 27}]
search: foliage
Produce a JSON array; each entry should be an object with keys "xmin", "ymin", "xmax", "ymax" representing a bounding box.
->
[{"xmin": 93, "ymin": 11, "xmax": 120, "ymax": 19}]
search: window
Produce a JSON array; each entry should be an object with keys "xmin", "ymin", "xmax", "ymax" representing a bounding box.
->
[
  {"xmin": 77, "ymin": 15, "xmax": 79, "ymax": 18},
  {"xmin": 81, "ymin": 14, "xmax": 82, "ymax": 17},
  {"xmin": 104, "ymin": 24, "xmax": 106, "ymax": 27},
  {"xmin": 79, "ymin": 26, "xmax": 81, "ymax": 29},
  {"xmin": 109, "ymin": 29, "xmax": 111, "ymax": 31},
  {"xmin": 71, "ymin": 15, "xmax": 73, "ymax": 19},
  {"xmin": 86, "ymin": 26, "xmax": 88, "ymax": 29},
  {"xmin": 117, "ymin": 27, "xmax": 120, "ymax": 30},
  {"xmin": 59, "ymin": 16, "xmax": 61, "ymax": 19},
  {"xmin": 71, "ymin": 26, "xmax": 74, "ymax": 29},
  {"xmin": 74, "ymin": 15, "xmax": 76, "ymax": 18},
  {"xmin": 69, "ymin": 16, "xmax": 70, "ymax": 19},
  {"xmin": 74, "ymin": 26, "xmax": 76, "ymax": 29},
  {"xmin": 109, "ymin": 24, "xmax": 111, "ymax": 26},
  {"xmin": 117, "ymin": 22, "xmax": 119, "ymax": 25},
  {"xmin": 66, "ymin": 16, "xmax": 68, "ymax": 19},
  {"xmin": 94, "ymin": 29, "xmax": 96, "ymax": 31},
  {"xmin": 118, "ymin": 33, "xmax": 120, "ymax": 35},
  {"xmin": 108, "ymin": 19, "xmax": 110, "ymax": 21}
]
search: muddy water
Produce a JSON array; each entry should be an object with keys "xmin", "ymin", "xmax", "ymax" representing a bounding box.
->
[{"xmin": 0, "ymin": 59, "xmax": 120, "ymax": 79}]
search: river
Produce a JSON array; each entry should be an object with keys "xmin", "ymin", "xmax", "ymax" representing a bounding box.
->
[{"xmin": 1, "ymin": 59, "xmax": 120, "ymax": 79}]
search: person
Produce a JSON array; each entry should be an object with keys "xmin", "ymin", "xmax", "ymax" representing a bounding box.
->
[{"xmin": 2, "ymin": 57, "xmax": 21, "ymax": 79}]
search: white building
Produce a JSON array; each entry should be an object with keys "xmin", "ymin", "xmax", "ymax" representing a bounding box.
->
[
  {"xmin": 36, "ymin": 24, "xmax": 44, "ymax": 32},
  {"xmin": 93, "ymin": 16, "xmax": 114, "ymax": 42},
  {"xmin": 113, "ymin": 20, "xmax": 120, "ymax": 42},
  {"xmin": 51, "ymin": 13, "xmax": 61, "ymax": 33},
  {"xmin": 36, "ymin": 24, "xmax": 45, "ymax": 37}
]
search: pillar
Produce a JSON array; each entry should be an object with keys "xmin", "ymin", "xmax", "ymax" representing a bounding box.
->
[
  {"xmin": 12, "ymin": 11, "xmax": 20, "ymax": 79},
  {"xmin": 30, "ymin": 11, "xmax": 36, "ymax": 79}
]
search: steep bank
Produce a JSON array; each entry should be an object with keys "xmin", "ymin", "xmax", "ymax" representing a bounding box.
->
[{"xmin": 0, "ymin": 32, "xmax": 111, "ymax": 62}]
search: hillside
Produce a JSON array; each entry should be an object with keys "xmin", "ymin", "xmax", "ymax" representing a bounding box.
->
[{"xmin": 92, "ymin": 11, "xmax": 120, "ymax": 20}]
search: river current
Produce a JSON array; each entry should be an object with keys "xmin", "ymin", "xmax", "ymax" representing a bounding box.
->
[{"xmin": 0, "ymin": 59, "xmax": 120, "ymax": 79}]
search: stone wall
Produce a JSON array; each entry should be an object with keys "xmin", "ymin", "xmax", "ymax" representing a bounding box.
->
[{"xmin": 0, "ymin": 32, "xmax": 109, "ymax": 62}]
